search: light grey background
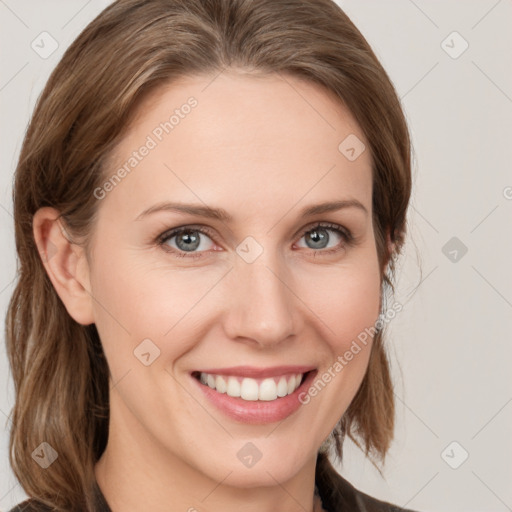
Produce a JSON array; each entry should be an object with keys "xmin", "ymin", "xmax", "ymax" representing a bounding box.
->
[{"xmin": 1, "ymin": 1, "xmax": 511, "ymax": 511}]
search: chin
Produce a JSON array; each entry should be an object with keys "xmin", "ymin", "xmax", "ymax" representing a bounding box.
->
[{"xmin": 198, "ymin": 439, "xmax": 314, "ymax": 488}]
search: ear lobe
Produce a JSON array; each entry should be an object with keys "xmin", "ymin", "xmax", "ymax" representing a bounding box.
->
[
  {"xmin": 386, "ymin": 230, "xmax": 396, "ymax": 267},
  {"xmin": 33, "ymin": 207, "xmax": 95, "ymax": 325}
]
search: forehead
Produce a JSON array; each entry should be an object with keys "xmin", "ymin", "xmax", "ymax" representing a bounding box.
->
[{"xmin": 100, "ymin": 71, "xmax": 373, "ymax": 221}]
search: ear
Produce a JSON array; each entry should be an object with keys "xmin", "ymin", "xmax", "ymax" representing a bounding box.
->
[
  {"xmin": 383, "ymin": 228, "xmax": 396, "ymax": 272},
  {"xmin": 378, "ymin": 228, "xmax": 396, "ymax": 314},
  {"xmin": 33, "ymin": 207, "xmax": 95, "ymax": 325},
  {"xmin": 386, "ymin": 228, "xmax": 396, "ymax": 268}
]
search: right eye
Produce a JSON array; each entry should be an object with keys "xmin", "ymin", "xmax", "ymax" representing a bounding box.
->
[{"xmin": 157, "ymin": 225, "xmax": 217, "ymax": 258}]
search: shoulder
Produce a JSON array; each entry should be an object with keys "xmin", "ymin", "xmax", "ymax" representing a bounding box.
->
[
  {"xmin": 7, "ymin": 499, "xmax": 52, "ymax": 512},
  {"xmin": 319, "ymin": 471, "xmax": 419, "ymax": 512},
  {"xmin": 348, "ymin": 479, "xmax": 419, "ymax": 512}
]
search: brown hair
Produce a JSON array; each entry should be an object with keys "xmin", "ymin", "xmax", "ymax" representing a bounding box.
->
[{"xmin": 5, "ymin": 0, "xmax": 411, "ymax": 509}]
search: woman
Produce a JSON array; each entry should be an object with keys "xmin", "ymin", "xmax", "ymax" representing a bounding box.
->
[{"xmin": 6, "ymin": 0, "xmax": 415, "ymax": 510}]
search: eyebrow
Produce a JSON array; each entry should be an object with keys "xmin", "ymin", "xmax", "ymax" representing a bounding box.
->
[{"xmin": 135, "ymin": 199, "xmax": 368, "ymax": 222}]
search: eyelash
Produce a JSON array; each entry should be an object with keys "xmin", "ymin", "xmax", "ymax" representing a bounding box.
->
[{"xmin": 156, "ymin": 222, "xmax": 354, "ymax": 259}]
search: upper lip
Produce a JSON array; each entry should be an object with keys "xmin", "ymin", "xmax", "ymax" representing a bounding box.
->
[{"xmin": 193, "ymin": 365, "xmax": 316, "ymax": 379}]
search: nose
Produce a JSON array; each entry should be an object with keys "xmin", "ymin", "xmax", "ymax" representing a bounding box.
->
[{"xmin": 223, "ymin": 249, "xmax": 301, "ymax": 348}]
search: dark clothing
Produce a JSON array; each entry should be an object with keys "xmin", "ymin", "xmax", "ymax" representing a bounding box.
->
[
  {"xmin": 8, "ymin": 473, "xmax": 417, "ymax": 512},
  {"xmin": 315, "ymin": 472, "xmax": 417, "ymax": 511}
]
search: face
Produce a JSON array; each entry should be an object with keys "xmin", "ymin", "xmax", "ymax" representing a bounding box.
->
[{"xmin": 85, "ymin": 71, "xmax": 381, "ymax": 487}]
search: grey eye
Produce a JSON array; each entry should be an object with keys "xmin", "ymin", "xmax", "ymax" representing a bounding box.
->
[
  {"xmin": 298, "ymin": 227, "xmax": 343, "ymax": 251},
  {"xmin": 163, "ymin": 229, "xmax": 214, "ymax": 253}
]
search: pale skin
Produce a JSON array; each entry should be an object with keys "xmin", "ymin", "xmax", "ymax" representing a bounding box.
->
[{"xmin": 33, "ymin": 70, "xmax": 391, "ymax": 512}]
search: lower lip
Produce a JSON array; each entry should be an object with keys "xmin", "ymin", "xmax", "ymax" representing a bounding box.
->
[{"xmin": 192, "ymin": 371, "xmax": 317, "ymax": 425}]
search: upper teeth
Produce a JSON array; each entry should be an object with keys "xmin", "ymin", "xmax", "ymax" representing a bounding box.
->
[{"xmin": 199, "ymin": 372, "xmax": 304, "ymax": 401}]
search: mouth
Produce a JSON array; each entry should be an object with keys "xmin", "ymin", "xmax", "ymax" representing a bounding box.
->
[
  {"xmin": 190, "ymin": 367, "xmax": 317, "ymax": 424},
  {"xmin": 191, "ymin": 370, "xmax": 309, "ymax": 401}
]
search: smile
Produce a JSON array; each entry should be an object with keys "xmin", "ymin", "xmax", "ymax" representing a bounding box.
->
[
  {"xmin": 191, "ymin": 366, "xmax": 317, "ymax": 424},
  {"xmin": 197, "ymin": 372, "xmax": 305, "ymax": 401}
]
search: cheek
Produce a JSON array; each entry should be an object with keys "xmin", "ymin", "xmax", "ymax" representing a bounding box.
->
[
  {"xmin": 288, "ymin": 259, "xmax": 382, "ymax": 439},
  {"xmin": 88, "ymin": 247, "xmax": 220, "ymax": 369},
  {"xmin": 338, "ymin": 275, "xmax": 381, "ymax": 349},
  {"xmin": 297, "ymin": 259, "xmax": 381, "ymax": 351}
]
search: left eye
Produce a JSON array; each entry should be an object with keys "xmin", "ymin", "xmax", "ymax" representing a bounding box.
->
[{"xmin": 295, "ymin": 224, "xmax": 347, "ymax": 251}]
